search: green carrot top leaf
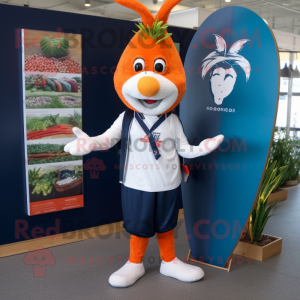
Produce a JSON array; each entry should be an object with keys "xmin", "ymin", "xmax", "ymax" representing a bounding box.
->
[{"xmin": 133, "ymin": 18, "xmax": 172, "ymax": 44}]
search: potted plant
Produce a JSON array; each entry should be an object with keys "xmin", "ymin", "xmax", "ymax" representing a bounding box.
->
[
  {"xmin": 268, "ymin": 129, "xmax": 289, "ymax": 202},
  {"xmin": 271, "ymin": 129, "xmax": 300, "ymax": 186},
  {"xmin": 285, "ymin": 137, "xmax": 300, "ymax": 185},
  {"xmin": 267, "ymin": 160, "xmax": 289, "ymax": 204},
  {"xmin": 233, "ymin": 161, "xmax": 288, "ymax": 261}
]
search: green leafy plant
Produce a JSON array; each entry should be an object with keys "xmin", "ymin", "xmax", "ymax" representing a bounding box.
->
[
  {"xmin": 42, "ymin": 113, "xmax": 60, "ymax": 127},
  {"xmin": 27, "ymin": 144, "xmax": 65, "ymax": 154},
  {"xmin": 73, "ymin": 165, "xmax": 83, "ymax": 179},
  {"xmin": 270, "ymin": 129, "xmax": 300, "ymax": 181},
  {"xmin": 32, "ymin": 171, "xmax": 58, "ymax": 196},
  {"xmin": 27, "ymin": 114, "xmax": 61, "ymax": 132},
  {"xmin": 133, "ymin": 18, "xmax": 172, "ymax": 44},
  {"xmin": 30, "ymin": 120, "xmax": 49, "ymax": 131},
  {"xmin": 68, "ymin": 111, "xmax": 82, "ymax": 128},
  {"xmin": 245, "ymin": 160, "xmax": 289, "ymax": 244},
  {"xmin": 28, "ymin": 168, "xmax": 41, "ymax": 185},
  {"xmin": 28, "ymin": 156, "xmax": 82, "ymax": 165},
  {"xmin": 61, "ymin": 165, "xmax": 83, "ymax": 180}
]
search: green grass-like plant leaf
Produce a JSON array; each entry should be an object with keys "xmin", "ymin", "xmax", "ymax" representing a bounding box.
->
[
  {"xmin": 246, "ymin": 159, "xmax": 289, "ymax": 244},
  {"xmin": 134, "ymin": 18, "xmax": 172, "ymax": 44}
]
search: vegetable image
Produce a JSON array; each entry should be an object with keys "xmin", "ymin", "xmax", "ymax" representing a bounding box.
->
[
  {"xmin": 27, "ymin": 112, "xmax": 81, "ymax": 140},
  {"xmin": 27, "ymin": 143, "xmax": 81, "ymax": 165},
  {"xmin": 54, "ymin": 165, "xmax": 83, "ymax": 192},
  {"xmin": 28, "ymin": 167, "xmax": 41, "ymax": 185},
  {"xmin": 28, "ymin": 164, "xmax": 83, "ymax": 200},
  {"xmin": 26, "ymin": 96, "xmax": 81, "ymax": 108},
  {"xmin": 59, "ymin": 80, "xmax": 72, "ymax": 92},
  {"xmin": 43, "ymin": 114, "xmax": 60, "ymax": 126},
  {"xmin": 46, "ymin": 78, "xmax": 56, "ymax": 91},
  {"xmin": 59, "ymin": 96, "xmax": 81, "ymax": 107},
  {"xmin": 25, "ymin": 74, "xmax": 49, "ymax": 90},
  {"xmin": 53, "ymin": 80, "xmax": 63, "ymax": 92},
  {"xmin": 31, "ymin": 171, "xmax": 58, "ymax": 196},
  {"xmin": 68, "ymin": 111, "xmax": 82, "ymax": 128},
  {"xmin": 25, "ymin": 75, "xmax": 79, "ymax": 93},
  {"xmin": 201, "ymin": 34, "xmax": 251, "ymax": 105},
  {"xmin": 29, "ymin": 156, "xmax": 81, "ymax": 165},
  {"xmin": 27, "ymin": 114, "xmax": 60, "ymax": 132},
  {"xmin": 25, "ymin": 83, "xmax": 35, "ymax": 90},
  {"xmin": 72, "ymin": 77, "xmax": 81, "ymax": 83},
  {"xmin": 27, "ymin": 120, "xmax": 50, "ymax": 131},
  {"xmin": 40, "ymin": 36, "xmax": 69, "ymax": 57},
  {"xmin": 25, "ymin": 54, "xmax": 81, "ymax": 74},
  {"xmin": 67, "ymin": 79, "xmax": 79, "ymax": 92},
  {"xmin": 28, "ymin": 143, "xmax": 65, "ymax": 154},
  {"xmin": 27, "ymin": 124, "xmax": 74, "ymax": 140}
]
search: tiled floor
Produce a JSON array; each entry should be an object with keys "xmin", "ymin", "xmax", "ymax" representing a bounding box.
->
[{"xmin": 1, "ymin": 185, "xmax": 300, "ymax": 300}]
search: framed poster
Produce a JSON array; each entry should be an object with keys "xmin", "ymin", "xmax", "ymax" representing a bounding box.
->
[{"xmin": 21, "ymin": 29, "xmax": 83, "ymax": 216}]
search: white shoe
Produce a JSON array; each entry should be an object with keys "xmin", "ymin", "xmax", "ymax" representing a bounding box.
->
[
  {"xmin": 160, "ymin": 257, "xmax": 204, "ymax": 282},
  {"xmin": 109, "ymin": 261, "xmax": 145, "ymax": 288}
]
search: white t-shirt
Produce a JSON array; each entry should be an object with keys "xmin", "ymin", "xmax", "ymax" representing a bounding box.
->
[{"xmin": 94, "ymin": 111, "xmax": 204, "ymax": 192}]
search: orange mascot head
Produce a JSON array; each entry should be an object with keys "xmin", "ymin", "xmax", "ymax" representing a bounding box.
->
[{"xmin": 113, "ymin": 0, "xmax": 186, "ymax": 116}]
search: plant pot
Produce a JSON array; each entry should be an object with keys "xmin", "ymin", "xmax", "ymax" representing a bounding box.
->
[
  {"xmin": 233, "ymin": 235, "xmax": 282, "ymax": 261},
  {"xmin": 268, "ymin": 188, "xmax": 288, "ymax": 204},
  {"xmin": 285, "ymin": 180, "xmax": 299, "ymax": 186}
]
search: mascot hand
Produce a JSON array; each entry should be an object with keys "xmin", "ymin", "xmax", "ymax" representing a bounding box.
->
[
  {"xmin": 199, "ymin": 134, "xmax": 224, "ymax": 156},
  {"xmin": 64, "ymin": 127, "xmax": 96, "ymax": 156}
]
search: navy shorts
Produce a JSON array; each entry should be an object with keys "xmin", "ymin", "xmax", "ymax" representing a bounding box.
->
[{"xmin": 121, "ymin": 184, "xmax": 182, "ymax": 238}]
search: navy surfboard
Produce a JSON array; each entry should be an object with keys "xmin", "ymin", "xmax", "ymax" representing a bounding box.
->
[{"xmin": 180, "ymin": 6, "xmax": 279, "ymax": 267}]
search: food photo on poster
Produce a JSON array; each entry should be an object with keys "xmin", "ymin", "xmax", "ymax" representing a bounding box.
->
[
  {"xmin": 26, "ymin": 109, "xmax": 81, "ymax": 140},
  {"xmin": 27, "ymin": 162, "xmax": 83, "ymax": 215},
  {"xmin": 27, "ymin": 138, "xmax": 82, "ymax": 165},
  {"xmin": 23, "ymin": 29, "xmax": 81, "ymax": 74},
  {"xmin": 25, "ymin": 74, "xmax": 81, "ymax": 109}
]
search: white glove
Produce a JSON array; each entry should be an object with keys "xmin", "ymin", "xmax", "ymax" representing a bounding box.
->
[
  {"xmin": 198, "ymin": 134, "xmax": 224, "ymax": 156},
  {"xmin": 64, "ymin": 127, "xmax": 98, "ymax": 156}
]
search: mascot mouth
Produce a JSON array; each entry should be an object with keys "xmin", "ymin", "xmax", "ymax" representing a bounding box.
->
[
  {"xmin": 145, "ymin": 99, "xmax": 157, "ymax": 104},
  {"xmin": 139, "ymin": 99, "xmax": 163, "ymax": 108}
]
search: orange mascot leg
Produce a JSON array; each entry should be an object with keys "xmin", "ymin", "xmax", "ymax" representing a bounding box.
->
[
  {"xmin": 157, "ymin": 229, "xmax": 176, "ymax": 262},
  {"xmin": 129, "ymin": 235, "xmax": 149, "ymax": 264}
]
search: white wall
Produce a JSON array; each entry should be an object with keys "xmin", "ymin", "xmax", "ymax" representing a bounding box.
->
[
  {"xmin": 133, "ymin": 7, "xmax": 200, "ymax": 29},
  {"xmin": 273, "ymin": 30, "xmax": 300, "ymax": 52},
  {"xmin": 167, "ymin": 7, "xmax": 300, "ymax": 52},
  {"xmin": 167, "ymin": 7, "xmax": 199, "ymax": 29},
  {"xmin": 198, "ymin": 7, "xmax": 213, "ymax": 27},
  {"xmin": 159, "ymin": 7, "xmax": 213, "ymax": 29},
  {"xmin": 6, "ymin": 0, "xmax": 300, "ymax": 51}
]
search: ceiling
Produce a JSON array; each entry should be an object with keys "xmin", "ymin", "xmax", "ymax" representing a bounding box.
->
[{"xmin": 2, "ymin": 0, "xmax": 300, "ymax": 34}]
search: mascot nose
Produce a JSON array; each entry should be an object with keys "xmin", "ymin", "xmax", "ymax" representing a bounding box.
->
[{"xmin": 137, "ymin": 76, "xmax": 160, "ymax": 97}]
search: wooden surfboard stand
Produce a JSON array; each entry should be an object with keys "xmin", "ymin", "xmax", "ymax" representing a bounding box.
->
[{"xmin": 186, "ymin": 250, "xmax": 233, "ymax": 272}]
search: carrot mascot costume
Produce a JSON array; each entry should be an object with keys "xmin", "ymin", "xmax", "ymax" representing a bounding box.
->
[{"xmin": 65, "ymin": 0, "xmax": 224, "ymax": 287}]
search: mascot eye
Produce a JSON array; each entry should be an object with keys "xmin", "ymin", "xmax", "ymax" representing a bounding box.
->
[
  {"xmin": 154, "ymin": 59, "xmax": 166, "ymax": 73},
  {"xmin": 133, "ymin": 58, "xmax": 145, "ymax": 72}
]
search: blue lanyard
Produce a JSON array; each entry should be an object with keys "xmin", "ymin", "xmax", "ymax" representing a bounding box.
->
[{"xmin": 135, "ymin": 112, "xmax": 172, "ymax": 160}]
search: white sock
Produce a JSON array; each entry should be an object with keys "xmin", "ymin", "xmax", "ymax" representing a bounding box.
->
[
  {"xmin": 160, "ymin": 257, "xmax": 204, "ymax": 282},
  {"xmin": 109, "ymin": 261, "xmax": 145, "ymax": 288}
]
